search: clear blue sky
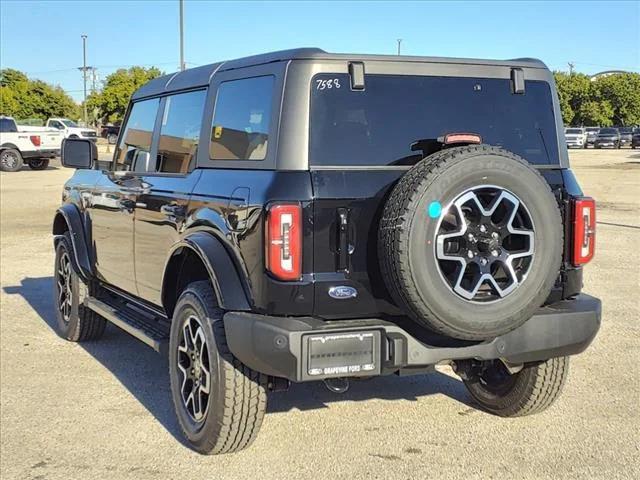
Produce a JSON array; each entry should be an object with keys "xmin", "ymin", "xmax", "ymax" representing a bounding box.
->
[{"xmin": 1, "ymin": 0, "xmax": 639, "ymax": 101}]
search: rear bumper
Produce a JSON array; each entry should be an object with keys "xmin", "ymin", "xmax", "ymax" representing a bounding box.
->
[{"xmin": 224, "ymin": 294, "xmax": 601, "ymax": 382}]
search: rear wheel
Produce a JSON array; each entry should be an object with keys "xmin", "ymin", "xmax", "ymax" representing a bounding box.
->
[
  {"xmin": 107, "ymin": 133, "xmax": 118, "ymax": 144},
  {"xmin": 169, "ymin": 280, "xmax": 268, "ymax": 454},
  {"xmin": 0, "ymin": 148, "xmax": 23, "ymax": 172},
  {"xmin": 462, "ymin": 357, "xmax": 569, "ymax": 417},
  {"xmin": 28, "ymin": 158, "xmax": 50, "ymax": 170},
  {"xmin": 53, "ymin": 233, "xmax": 106, "ymax": 341}
]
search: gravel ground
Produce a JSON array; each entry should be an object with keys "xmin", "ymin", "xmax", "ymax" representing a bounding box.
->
[{"xmin": 1, "ymin": 149, "xmax": 638, "ymax": 479}]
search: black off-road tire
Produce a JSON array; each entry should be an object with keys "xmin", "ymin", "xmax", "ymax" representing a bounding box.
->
[
  {"xmin": 379, "ymin": 145, "xmax": 563, "ymax": 340},
  {"xmin": 107, "ymin": 133, "xmax": 118, "ymax": 145},
  {"xmin": 53, "ymin": 233, "xmax": 106, "ymax": 341},
  {"xmin": 169, "ymin": 280, "xmax": 268, "ymax": 455},
  {"xmin": 463, "ymin": 357, "xmax": 569, "ymax": 417},
  {"xmin": 0, "ymin": 148, "xmax": 24, "ymax": 172},
  {"xmin": 28, "ymin": 158, "xmax": 50, "ymax": 170}
]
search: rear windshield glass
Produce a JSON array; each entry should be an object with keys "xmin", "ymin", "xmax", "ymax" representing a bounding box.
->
[
  {"xmin": 310, "ymin": 74, "xmax": 559, "ymax": 166},
  {"xmin": 599, "ymin": 128, "xmax": 618, "ymax": 134},
  {"xmin": 566, "ymin": 129, "xmax": 583, "ymax": 134}
]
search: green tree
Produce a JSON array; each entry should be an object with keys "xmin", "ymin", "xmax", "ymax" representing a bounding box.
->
[
  {"xmin": 90, "ymin": 66, "xmax": 163, "ymax": 123},
  {"xmin": 0, "ymin": 86, "xmax": 21, "ymax": 116},
  {"xmin": 0, "ymin": 68, "xmax": 79, "ymax": 121},
  {"xmin": 594, "ymin": 73, "xmax": 640, "ymax": 126},
  {"xmin": 576, "ymin": 100, "xmax": 614, "ymax": 127},
  {"xmin": 553, "ymin": 70, "xmax": 640, "ymax": 127},
  {"xmin": 553, "ymin": 72, "xmax": 593, "ymax": 125},
  {"xmin": 0, "ymin": 68, "xmax": 28, "ymax": 87}
]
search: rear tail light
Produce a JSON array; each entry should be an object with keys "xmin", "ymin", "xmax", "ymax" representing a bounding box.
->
[
  {"xmin": 266, "ymin": 203, "xmax": 302, "ymax": 281},
  {"xmin": 572, "ymin": 197, "xmax": 596, "ymax": 266},
  {"xmin": 29, "ymin": 135, "xmax": 41, "ymax": 147}
]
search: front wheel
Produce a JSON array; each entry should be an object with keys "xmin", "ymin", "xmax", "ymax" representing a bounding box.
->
[
  {"xmin": 28, "ymin": 158, "xmax": 50, "ymax": 170},
  {"xmin": 169, "ymin": 281, "xmax": 267, "ymax": 454},
  {"xmin": 462, "ymin": 357, "xmax": 569, "ymax": 417},
  {"xmin": 107, "ymin": 133, "xmax": 118, "ymax": 144}
]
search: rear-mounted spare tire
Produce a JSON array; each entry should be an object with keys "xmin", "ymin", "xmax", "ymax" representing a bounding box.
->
[{"xmin": 379, "ymin": 145, "xmax": 563, "ymax": 340}]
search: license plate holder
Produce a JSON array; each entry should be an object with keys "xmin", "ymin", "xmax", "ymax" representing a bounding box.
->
[{"xmin": 303, "ymin": 330, "xmax": 381, "ymax": 379}]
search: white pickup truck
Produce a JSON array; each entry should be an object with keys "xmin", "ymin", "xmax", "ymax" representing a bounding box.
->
[
  {"xmin": 46, "ymin": 118, "xmax": 97, "ymax": 141},
  {"xmin": 0, "ymin": 116, "xmax": 64, "ymax": 172}
]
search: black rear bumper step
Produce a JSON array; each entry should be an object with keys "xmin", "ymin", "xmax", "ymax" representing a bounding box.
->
[
  {"xmin": 86, "ymin": 297, "xmax": 169, "ymax": 353},
  {"xmin": 223, "ymin": 294, "xmax": 601, "ymax": 382}
]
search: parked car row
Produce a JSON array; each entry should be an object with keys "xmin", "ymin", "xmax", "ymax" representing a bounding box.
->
[{"xmin": 564, "ymin": 126, "xmax": 640, "ymax": 149}]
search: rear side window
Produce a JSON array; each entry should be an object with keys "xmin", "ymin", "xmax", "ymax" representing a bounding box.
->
[
  {"xmin": 310, "ymin": 74, "xmax": 559, "ymax": 166},
  {"xmin": 157, "ymin": 90, "xmax": 206, "ymax": 173},
  {"xmin": 209, "ymin": 75, "xmax": 274, "ymax": 161},
  {"xmin": 115, "ymin": 98, "xmax": 159, "ymax": 171},
  {"xmin": 0, "ymin": 118, "xmax": 17, "ymax": 133}
]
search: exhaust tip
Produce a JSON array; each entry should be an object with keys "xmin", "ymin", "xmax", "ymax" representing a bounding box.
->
[{"xmin": 323, "ymin": 377, "xmax": 350, "ymax": 394}]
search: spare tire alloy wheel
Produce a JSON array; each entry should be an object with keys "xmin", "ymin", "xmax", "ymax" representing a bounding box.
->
[
  {"xmin": 435, "ymin": 186, "xmax": 534, "ymax": 302},
  {"xmin": 177, "ymin": 315, "xmax": 211, "ymax": 423},
  {"xmin": 379, "ymin": 145, "xmax": 563, "ymax": 340}
]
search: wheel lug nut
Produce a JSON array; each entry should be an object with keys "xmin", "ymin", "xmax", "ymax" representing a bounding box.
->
[
  {"xmin": 467, "ymin": 250, "xmax": 474, "ymax": 259},
  {"xmin": 479, "ymin": 225, "xmax": 487, "ymax": 233},
  {"xmin": 480, "ymin": 258, "xmax": 488, "ymax": 266},
  {"xmin": 491, "ymin": 232, "xmax": 499, "ymax": 240},
  {"xmin": 491, "ymin": 250, "xmax": 499, "ymax": 257},
  {"xmin": 191, "ymin": 369, "xmax": 194, "ymax": 374}
]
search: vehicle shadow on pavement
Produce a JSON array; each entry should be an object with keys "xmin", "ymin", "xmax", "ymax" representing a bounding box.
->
[
  {"xmin": 5, "ymin": 277, "xmax": 477, "ymax": 436},
  {"xmin": 3, "ymin": 276, "xmax": 187, "ymax": 446}
]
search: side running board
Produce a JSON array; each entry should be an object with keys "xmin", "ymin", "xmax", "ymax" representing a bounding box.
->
[{"xmin": 86, "ymin": 297, "xmax": 169, "ymax": 354}]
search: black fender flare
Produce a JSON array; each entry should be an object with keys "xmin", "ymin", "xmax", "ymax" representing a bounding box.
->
[
  {"xmin": 162, "ymin": 232, "xmax": 251, "ymax": 312},
  {"xmin": 52, "ymin": 204, "xmax": 93, "ymax": 282}
]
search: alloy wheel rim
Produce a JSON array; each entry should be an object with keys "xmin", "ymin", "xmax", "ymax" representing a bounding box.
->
[
  {"xmin": 434, "ymin": 185, "xmax": 535, "ymax": 303},
  {"xmin": 177, "ymin": 315, "xmax": 211, "ymax": 423},
  {"xmin": 1, "ymin": 151, "xmax": 18, "ymax": 169},
  {"xmin": 56, "ymin": 251, "xmax": 72, "ymax": 323}
]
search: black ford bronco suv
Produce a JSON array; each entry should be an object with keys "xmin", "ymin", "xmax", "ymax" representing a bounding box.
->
[{"xmin": 53, "ymin": 49, "xmax": 601, "ymax": 454}]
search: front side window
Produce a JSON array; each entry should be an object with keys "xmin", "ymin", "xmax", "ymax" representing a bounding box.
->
[
  {"xmin": 209, "ymin": 76, "xmax": 274, "ymax": 161},
  {"xmin": 62, "ymin": 120, "xmax": 78, "ymax": 128},
  {"xmin": 114, "ymin": 98, "xmax": 159, "ymax": 171},
  {"xmin": 310, "ymin": 74, "xmax": 560, "ymax": 166},
  {"xmin": 157, "ymin": 90, "xmax": 206, "ymax": 173}
]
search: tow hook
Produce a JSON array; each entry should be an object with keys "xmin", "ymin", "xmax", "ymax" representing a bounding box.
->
[{"xmin": 323, "ymin": 377, "xmax": 350, "ymax": 393}]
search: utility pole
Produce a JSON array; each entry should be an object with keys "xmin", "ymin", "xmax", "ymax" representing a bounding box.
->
[
  {"xmin": 179, "ymin": 0, "xmax": 185, "ymax": 71},
  {"xmin": 568, "ymin": 62, "xmax": 575, "ymax": 75},
  {"xmin": 396, "ymin": 38, "xmax": 402, "ymax": 56},
  {"xmin": 81, "ymin": 34, "xmax": 88, "ymax": 125}
]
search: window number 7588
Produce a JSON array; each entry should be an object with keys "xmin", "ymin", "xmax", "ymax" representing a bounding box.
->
[{"xmin": 316, "ymin": 78, "xmax": 341, "ymax": 90}]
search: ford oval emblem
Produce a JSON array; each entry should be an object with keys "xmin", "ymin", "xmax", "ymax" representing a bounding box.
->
[{"xmin": 328, "ymin": 286, "xmax": 358, "ymax": 299}]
